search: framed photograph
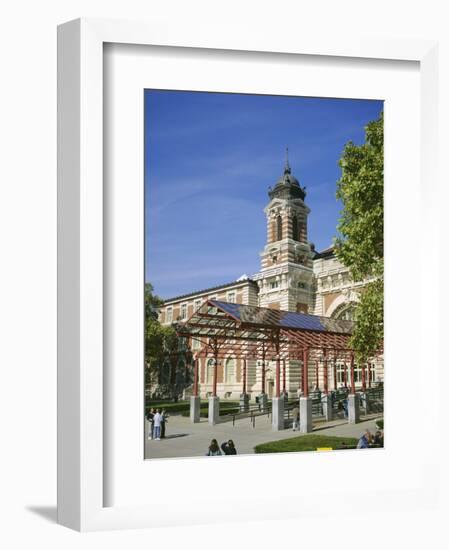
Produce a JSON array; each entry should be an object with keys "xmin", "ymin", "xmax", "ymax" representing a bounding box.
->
[
  {"xmin": 143, "ymin": 89, "xmax": 384, "ymax": 461},
  {"xmin": 58, "ymin": 18, "xmax": 440, "ymax": 531}
]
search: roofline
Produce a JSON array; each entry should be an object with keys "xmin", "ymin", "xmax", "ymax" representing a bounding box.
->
[
  {"xmin": 208, "ymin": 299, "xmax": 354, "ymax": 337},
  {"xmin": 162, "ymin": 278, "xmax": 258, "ymax": 305},
  {"xmin": 314, "ymin": 246, "xmax": 336, "ymax": 259}
]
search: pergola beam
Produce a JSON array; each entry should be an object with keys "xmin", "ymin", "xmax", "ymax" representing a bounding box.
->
[{"xmin": 175, "ymin": 302, "xmax": 382, "ymax": 378}]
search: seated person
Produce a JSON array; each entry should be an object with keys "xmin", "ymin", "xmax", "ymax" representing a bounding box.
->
[
  {"xmin": 221, "ymin": 439, "xmax": 237, "ymax": 455},
  {"xmin": 356, "ymin": 430, "xmax": 372, "ymax": 449},
  {"xmin": 373, "ymin": 430, "xmax": 384, "ymax": 447}
]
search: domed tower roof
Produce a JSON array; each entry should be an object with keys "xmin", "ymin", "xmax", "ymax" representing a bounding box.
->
[{"xmin": 268, "ymin": 149, "xmax": 306, "ymax": 201}]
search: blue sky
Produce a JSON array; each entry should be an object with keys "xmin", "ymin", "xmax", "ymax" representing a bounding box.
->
[{"xmin": 145, "ymin": 90, "xmax": 383, "ymax": 299}]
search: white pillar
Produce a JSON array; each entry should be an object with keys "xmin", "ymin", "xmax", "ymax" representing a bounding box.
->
[
  {"xmin": 240, "ymin": 393, "xmax": 250, "ymax": 412},
  {"xmin": 208, "ymin": 396, "xmax": 220, "ymax": 425},
  {"xmin": 348, "ymin": 393, "xmax": 360, "ymax": 424},
  {"xmin": 322, "ymin": 393, "xmax": 333, "ymax": 421},
  {"xmin": 190, "ymin": 396, "xmax": 201, "ymax": 423},
  {"xmin": 299, "ymin": 396, "xmax": 313, "ymax": 433},
  {"xmin": 271, "ymin": 397, "xmax": 285, "ymax": 431}
]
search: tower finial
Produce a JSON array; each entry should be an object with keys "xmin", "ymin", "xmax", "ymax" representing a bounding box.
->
[{"xmin": 284, "ymin": 146, "xmax": 291, "ymax": 173}]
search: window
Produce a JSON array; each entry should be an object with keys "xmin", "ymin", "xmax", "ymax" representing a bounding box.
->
[
  {"xmin": 297, "ymin": 281, "xmax": 306, "ymax": 289},
  {"xmin": 225, "ymin": 358, "xmax": 236, "ymax": 384},
  {"xmin": 336, "ymin": 363, "xmax": 347, "ymax": 385},
  {"xmin": 270, "ymin": 280, "xmax": 279, "ymax": 289},
  {"xmin": 226, "ymin": 291, "xmax": 236, "ymax": 303},
  {"xmin": 292, "ymin": 215, "xmax": 299, "ymax": 241},
  {"xmin": 192, "ymin": 338, "xmax": 201, "ymax": 350},
  {"xmin": 334, "ymin": 304, "xmax": 355, "ymax": 321},
  {"xmin": 206, "ymin": 359, "xmax": 215, "ymax": 383},
  {"xmin": 194, "ymin": 299, "xmax": 202, "ymax": 311},
  {"xmin": 353, "ymin": 364, "xmax": 362, "ymax": 383},
  {"xmin": 166, "ymin": 307, "xmax": 173, "ymax": 323},
  {"xmin": 208, "ymin": 296, "xmax": 218, "ymax": 314},
  {"xmin": 276, "ymin": 215, "xmax": 283, "ymax": 240},
  {"xmin": 180, "ymin": 303, "xmax": 187, "ymax": 319}
]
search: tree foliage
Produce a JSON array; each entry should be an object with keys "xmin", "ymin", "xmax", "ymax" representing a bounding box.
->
[
  {"xmin": 334, "ymin": 113, "xmax": 384, "ymax": 361},
  {"xmin": 145, "ymin": 282, "xmax": 163, "ymax": 321},
  {"xmin": 349, "ymin": 278, "xmax": 383, "ymax": 362},
  {"xmin": 145, "ymin": 283, "xmax": 183, "ymax": 396}
]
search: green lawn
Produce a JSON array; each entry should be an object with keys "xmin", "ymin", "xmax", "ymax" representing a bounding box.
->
[
  {"xmin": 254, "ymin": 434, "xmax": 358, "ymax": 453},
  {"xmin": 146, "ymin": 399, "xmax": 240, "ymax": 416},
  {"xmin": 184, "ymin": 408, "xmax": 240, "ymax": 418}
]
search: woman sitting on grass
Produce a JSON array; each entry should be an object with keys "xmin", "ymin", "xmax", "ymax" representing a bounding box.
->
[{"xmin": 356, "ymin": 430, "xmax": 372, "ymax": 449}]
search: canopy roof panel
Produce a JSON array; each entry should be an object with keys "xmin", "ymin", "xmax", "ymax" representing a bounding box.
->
[
  {"xmin": 209, "ymin": 300, "xmax": 353, "ymax": 335},
  {"xmin": 175, "ymin": 300, "xmax": 360, "ymax": 358}
]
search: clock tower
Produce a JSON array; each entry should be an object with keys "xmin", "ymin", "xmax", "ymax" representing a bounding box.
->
[{"xmin": 253, "ymin": 151, "xmax": 315, "ymax": 313}]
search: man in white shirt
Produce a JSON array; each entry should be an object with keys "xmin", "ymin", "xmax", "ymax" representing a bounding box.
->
[{"xmin": 153, "ymin": 409, "xmax": 162, "ymax": 440}]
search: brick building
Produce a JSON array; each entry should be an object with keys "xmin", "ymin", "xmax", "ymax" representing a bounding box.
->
[{"xmin": 158, "ymin": 157, "xmax": 383, "ymax": 398}]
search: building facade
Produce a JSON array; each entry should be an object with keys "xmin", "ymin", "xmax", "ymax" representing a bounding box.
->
[{"xmin": 158, "ymin": 158, "xmax": 383, "ymax": 398}]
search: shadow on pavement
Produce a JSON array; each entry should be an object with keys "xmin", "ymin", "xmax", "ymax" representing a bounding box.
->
[
  {"xmin": 312, "ymin": 421, "xmax": 349, "ymax": 432},
  {"xmin": 157, "ymin": 433, "xmax": 189, "ymax": 440}
]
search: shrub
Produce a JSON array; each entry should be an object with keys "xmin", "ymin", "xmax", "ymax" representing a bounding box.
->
[{"xmin": 375, "ymin": 418, "xmax": 384, "ymax": 429}]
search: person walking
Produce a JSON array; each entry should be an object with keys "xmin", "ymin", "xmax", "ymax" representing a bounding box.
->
[
  {"xmin": 221, "ymin": 440, "xmax": 237, "ymax": 455},
  {"xmin": 342, "ymin": 397, "xmax": 348, "ymax": 419},
  {"xmin": 292, "ymin": 405, "xmax": 299, "ymax": 431},
  {"xmin": 205, "ymin": 439, "xmax": 222, "ymax": 456},
  {"xmin": 147, "ymin": 408, "xmax": 155, "ymax": 440},
  {"xmin": 160, "ymin": 409, "xmax": 168, "ymax": 439},
  {"xmin": 153, "ymin": 409, "xmax": 162, "ymax": 441}
]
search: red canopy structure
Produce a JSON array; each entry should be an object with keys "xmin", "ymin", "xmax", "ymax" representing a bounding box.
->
[{"xmin": 176, "ymin": 300, "xmax": 382, "ymax": 399}]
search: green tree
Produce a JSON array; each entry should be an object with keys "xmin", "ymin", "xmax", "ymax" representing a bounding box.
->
[
  {"xmin": 334, "ymin": 112, "xmax": 383, "ymax": 361},
  {"xmin": 144, "ymin": 283, "xmax": 190, "ymax": 399},
  {"xmin": 145, "ymin": 282, "xmax": 163, "ymax": 321}
]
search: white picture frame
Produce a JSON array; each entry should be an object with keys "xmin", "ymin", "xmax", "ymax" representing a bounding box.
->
[{"xmin": 57, "ymin": 17, "xmax": 440, "ymax": 531}]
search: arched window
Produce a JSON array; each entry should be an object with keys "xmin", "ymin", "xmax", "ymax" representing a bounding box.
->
[
  {"xmin": 225, "ymin": 358, "xmax": 236, "ymax": 384},
  {"xmin": 276, "ymin": 215, "xmax": 283, "ymax": 240},
  {"xmin": 206, "ymin": 359, "xmax": 215, "ymax": 383},
  {"xmin": 333, "ymin": 304, "xmax": 356, "ymax": 321},
  {"xmin": 292, "ymin": 215, "xmax": 298, "ymax": 241}
]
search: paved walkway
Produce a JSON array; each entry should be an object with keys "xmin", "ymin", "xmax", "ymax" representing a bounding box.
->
[{"xmin": 145, "ymin": 413, "xmax": 380, "ymax": 460}]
